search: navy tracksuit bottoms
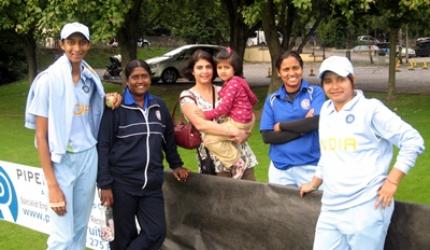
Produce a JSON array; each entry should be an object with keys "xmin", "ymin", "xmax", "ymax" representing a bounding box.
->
[{"xmin": 110, "ymin": 183, "xmax": 166, "ymax": 250}]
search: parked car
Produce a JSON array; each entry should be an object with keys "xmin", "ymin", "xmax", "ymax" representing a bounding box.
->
[
  {"xmin": 146, "ymin": 44, "xmax": 225, "ymax": 84},
  {"xmin": 107, "ymin": 38, "xmax": 119, "ymax": 48},
  {"xmin": 416, "ymin": 39, "xmax": 430, "ymax": 57},
  {"xmin": 352, "ymin": 45, "xmax": 379, "ymax": 53},
  {"xmin": 137, "ymin": 37, "xmax": 151, "ymax": 47},
  {"xmin": 376, "ymin": 42, "xmax": 389, "ymax": 56},
  {"xmin": 401, "ymin": 47, "xmax": 416, "ymax": 57},
  {"xmin": 357, "ymin": 35, "xmax": 380, "ymax": 45},
  {"xmin": 416, "ymin": 37, "xmax": 430, "ymax": 43},
  {"xmin": 246, "ymin": 30, "xmax": 283, "ymax": 47},
  {"xmin": 107, "ymin": 37, "xmax": 151, "ymax": 48},
  {"xmin": 374, "ymin": 42, "xmax": 416, "ymax": 57}
]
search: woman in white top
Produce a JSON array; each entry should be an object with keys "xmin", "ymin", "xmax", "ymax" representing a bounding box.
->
[
  {"xmin": 179, "ymin": 49, "xmax": 258, "ymax": 180},
  {"xmin": 300, "ymin": 56, "xmax": 425, "ymax": 250}
]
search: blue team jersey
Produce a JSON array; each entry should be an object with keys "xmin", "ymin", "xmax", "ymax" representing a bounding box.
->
[{"xmin": 260, "ymin": 80, "xmax": 325, "ymax": 170}]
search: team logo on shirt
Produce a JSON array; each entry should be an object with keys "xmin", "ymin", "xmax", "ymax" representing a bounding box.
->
[
  {"xmin": 346, "ymin": 114, "xmax": 355, "ymax": 124},
  {"xmin": 155, "ymin": 110, "xmax": 161, "ymax": 121},
  {"xmin": 301, "ymin": 99, "xmax": 311, "ymax": 110}
]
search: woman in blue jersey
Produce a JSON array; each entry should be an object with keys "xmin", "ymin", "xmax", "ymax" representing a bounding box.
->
[
  {"xmin": 260, "ymin": 51, "xmax": 325, "ymax": 187},
  {"xmin": 300, "ymin": 56, "xmax": 425, "ymax": 250},
  {"xmin": 97, "ymin": 59, "xmax": 189, "ymax": 250}
]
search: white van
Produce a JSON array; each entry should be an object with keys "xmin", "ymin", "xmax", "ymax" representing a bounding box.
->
[
  {"xmin": 246, "ymin": 30, "xmax": 283, "ymax": 47},
  {"xmin": 247, "ymin": 31, "xmax": 266, "ymax": 46}
]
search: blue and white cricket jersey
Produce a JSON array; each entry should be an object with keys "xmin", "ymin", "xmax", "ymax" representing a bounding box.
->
[
  {"xmin": 260, "ymin": 80, "xmax": 325, "ymax": 170},
  {"xmin": 315, "ymin": 90, "xmax": 424, "ymax": 210}
]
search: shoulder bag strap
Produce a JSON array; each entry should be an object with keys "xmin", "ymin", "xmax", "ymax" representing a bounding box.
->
[
  {"xmin": 212, "ymin": 86, "xmax": 215, "ymax": 108},
  {"xmin": 171, "ymin": 93, "xmax": 197, "ymax": 122}
]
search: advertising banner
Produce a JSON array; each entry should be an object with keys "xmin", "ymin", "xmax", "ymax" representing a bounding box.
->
[
  {"xmin": 0, "ymin": 160, "xmax": 109, "ymax": 250},
  {"xmin": 2, "ymin": 160, "xmax": 429, "ymax": 249}
]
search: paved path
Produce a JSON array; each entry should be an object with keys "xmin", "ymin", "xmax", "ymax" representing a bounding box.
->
[
  {"xmin": 98, "ymin": 61, "xmax": 430, "ymax": 94},
  {"xmin": 244, "ymin": 62, "xmax": 430, "ymax": 94}
]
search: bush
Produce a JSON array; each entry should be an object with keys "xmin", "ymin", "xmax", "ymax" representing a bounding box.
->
[{"xmin": 0, "ymin": 32, "xmax": 26, "ymax": 84}]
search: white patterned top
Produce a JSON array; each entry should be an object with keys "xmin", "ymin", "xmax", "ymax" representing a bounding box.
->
[{"xmin": 180, "ymin": 86, "xmax": 258, "ymax": 173}]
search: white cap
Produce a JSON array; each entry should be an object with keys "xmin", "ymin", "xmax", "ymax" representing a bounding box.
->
[
  {"xmin": 60, "ymin": 22, "xmax": 90, "ymax": 41},
  {"xmin": 318, "ymin": 56, "xmax": 354, "ymax": 79}
]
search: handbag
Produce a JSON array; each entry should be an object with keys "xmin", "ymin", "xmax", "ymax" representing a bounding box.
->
[
  {"xmin": 171, "ymin": 95, "xmax": 202, "ymax": 149},
  {"xmin": 197, "ymin": 147, "xmax": 216, "ymax": 175}
]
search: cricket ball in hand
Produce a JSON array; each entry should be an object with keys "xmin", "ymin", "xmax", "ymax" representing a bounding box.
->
[{"xmin": 105, "ymin": 95, "xmax": 116, "ymax": 108}]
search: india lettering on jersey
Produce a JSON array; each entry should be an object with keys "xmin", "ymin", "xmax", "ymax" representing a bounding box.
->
[
  {"xmin": 74, "ymin": 103, "xmax": 89, "ymax": 116},
  {"xmin": 321, "ymin": 136, "xmax": 357, "ymax": 152}
]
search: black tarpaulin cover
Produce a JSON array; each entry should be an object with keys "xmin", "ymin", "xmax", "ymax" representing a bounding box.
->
[{"xmin": 162, "ymin": 172, "xmax": 430, "ymax": 250}]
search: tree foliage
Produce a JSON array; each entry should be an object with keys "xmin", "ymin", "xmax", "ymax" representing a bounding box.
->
[
  {"xmin": 219, "ymin": 0, "xmax": 257, "ymax": 60},
  {"xmin": 0, "ymin": 31, "xmax": 26, "ymax": 84},
  {"xmin": 0, "ymin": 0, "xmax": 144, "ymax": 81},
  {"xmin": 0, "ymin": 0, "xmax": 47, "ymax": 82},
  {"xmin": 318, "ymin": 17, "xmax": 347, "ymax": 48},
  {"xmin": 240, "ymin": 0, "xmax": 430, "ymax": 96},
  {"xmin": 2, "ymin": 0, "xmax": 430, "ymax": 94},
  {"xmin": 241, "ymin": 0, "xmax": 331, "ymax": 92},
  {"xmin": 366, "ymin": 0, "xmax": 430, "ymax": 99},
  {"xmin": 156, "ymin": 0, "xmax": 229, "ymax": 44}
]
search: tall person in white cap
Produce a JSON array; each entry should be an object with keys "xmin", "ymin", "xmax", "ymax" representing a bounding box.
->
[
  {"xmin": 25, "ymin": 22, "xmax": 121, "ymax": 249},
  {"xmin": 299, "ymin": 56, "xmax": 425, "ymax": 249}
]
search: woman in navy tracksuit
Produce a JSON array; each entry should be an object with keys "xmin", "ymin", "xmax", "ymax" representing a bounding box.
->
[{"xmin": 97, "ymin": 59, "xmax": 189, "ymax": 250}]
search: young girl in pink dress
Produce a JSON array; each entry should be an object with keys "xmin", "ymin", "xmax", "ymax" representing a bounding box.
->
[{"xmin": 199, "ymin": 48, "xmax": 258, "ymax": 179}]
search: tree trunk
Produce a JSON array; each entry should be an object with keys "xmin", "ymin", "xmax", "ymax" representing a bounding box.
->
[
  {"xmin": 345, "ymin": 30, "xmax": 352, "ymax": 60},
  {"xmin": 398, "ymin": 28, "xmax": 403, "ymax": 65},
  {"xmin": 387, "ymin": 27, "xmax": 399, "ymax": 100},
  {"xmin": 221, "ymin": 0, "xmax": 253, "ymax": 60},
  {"xmin": 368, "ymin": 44, "xmax": 374, "ymax": 64},
  {"xmin": 117, "ymin": 0, "xmax": 144, "ymax": 72},
  {"xmin": 282, "ymin": 1, "xmax": 295, "ymax": 49},
  {"xmin": 262, "ymin": 0, "xmax": 283, "ymax": 94},
  {"xmin": 20, "ymin": 33, "xmax": 37, "ymax": 83},
  {"xmin": 296, "ymin": 16, "xmax": 323, "ymax": 53},
  {"xmin": 118, "ymin": 27, "xmax": 136, "ymax": 73},
  {"xmin": 322, "ymin": 46, "xmax": 326, "ymax": 60}
]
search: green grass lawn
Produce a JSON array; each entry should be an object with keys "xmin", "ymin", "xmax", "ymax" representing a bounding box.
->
[
  {"xmin": 0, "ymin": 80, "xmax": 429, "ymax": 249},
  {"xmin": 1, "ymin": 80, "xmax": 429, "ymax": 202},
  {"xmin": 1, "ymin": 49, "xmax": 429, "ymax": 248}
]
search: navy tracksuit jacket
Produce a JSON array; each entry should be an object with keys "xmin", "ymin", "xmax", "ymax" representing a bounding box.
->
[{"xmin": 97, "ymin": 89, "xmax": 183, "ymax": 250}]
